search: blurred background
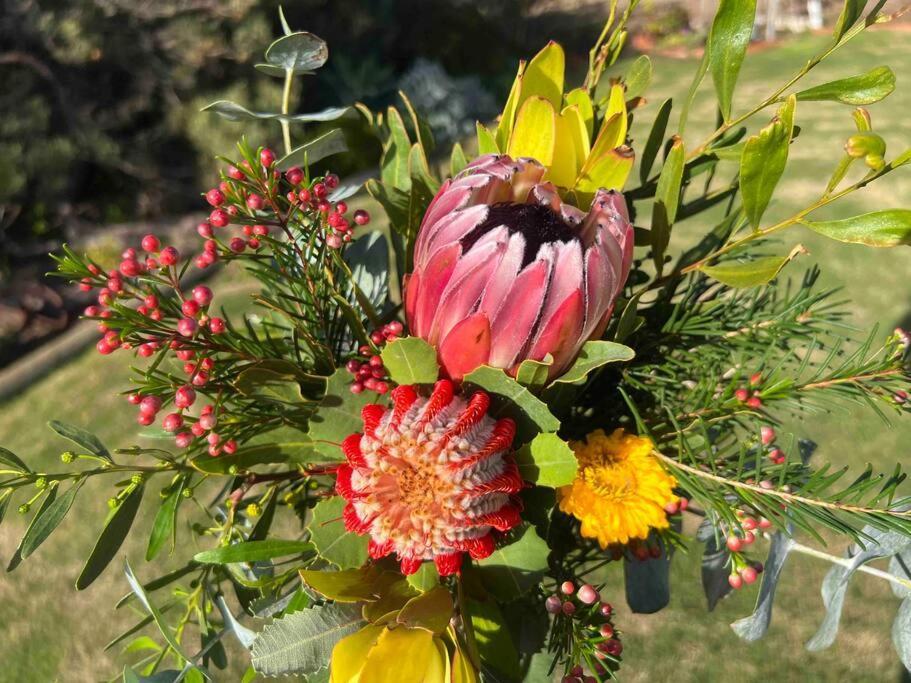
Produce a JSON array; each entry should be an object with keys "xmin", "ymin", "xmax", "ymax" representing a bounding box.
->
[{"xmin": 2, "ymin": 1, "xmax": 911, "ymax": 680}]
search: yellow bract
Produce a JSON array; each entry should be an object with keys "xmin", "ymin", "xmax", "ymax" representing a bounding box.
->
[{"xmin": 483, "ymin": 41, "xmax": 635, "ymax": 202}]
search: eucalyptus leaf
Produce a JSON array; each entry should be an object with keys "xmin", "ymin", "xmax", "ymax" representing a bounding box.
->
[
  {"xmin": 308, "ymin": 496, "xmax": 369, "ymax": 569},
  {"xmin": 707, "ymin": 0, "xmax": 757, "ymax": 120},
  {"xmin": 264, "ymin": 32, "xmax": 328, "ymax": 72},
  {"xmin": 795, "ymin": 66, "xmax": 895, "ymax": 105},
  {"xmin": 381, "ymin": 337, "xmax": 439, "ymax": 385},
  {"xmin": 202, "ymin": 101, "xmax": 348, "ymax": 123},
  {"xmin": 805, "ymin": 561, "xmax": 851, "ymax": 651},
  {"xmin": 251, "ymin": 603, "xmax": 363, "ymax": 677},
  {"xmin": 513, "ymin": 433, "xmax": 577, "ymax": 488},
  {"xmin": 77, "ymin": 484, "xmax": 144, "ymax": 590},
  {"xmin": 701, "ymin": 534, "xmax": 733, "ymax": 611},
  {"xmin": 889, "ymin": 552, "xmax": 911, "ymax": 599},
  {"xmin": 345, "ymin": 231, "xmax": 390, "ymax": 313},
  {"xmin": 731, "ymin": 532, "xmax": 794, "ymax": 641},
  {"xmin": 276, "ymin": 129, "xmax": 347, "ymax": 171},
  {"xmin": 215, "ymin": 594, "xmax": 257, "ymax": 650},
  {"xmin": 194, "ymin": 540, "xmax": 314, "ymax": 565},
  {"xmin": 893, "ymin": 598, "xmax": 911, "ymax": 672},
  {"xmin": 802, "ymin": 210, "xmax": 911, "ymax": 247}
]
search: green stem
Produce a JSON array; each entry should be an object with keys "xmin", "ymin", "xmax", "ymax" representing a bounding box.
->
[
  {"xmin": 281, "ymin": 68, "xmax": 294, "ymax": 157},
  {"xmin": 790, "ymin": 540, "xmax": 911, "ymax": 591}
]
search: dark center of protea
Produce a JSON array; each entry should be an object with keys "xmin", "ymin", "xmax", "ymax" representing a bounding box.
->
[{"xmin": 460, "ymin": 202, "xmax": 578, "ymax": 267}]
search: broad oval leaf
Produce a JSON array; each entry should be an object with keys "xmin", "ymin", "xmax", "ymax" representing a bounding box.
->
[
  {"xmin": 802, "ymin": 209, "xmax": 911, "ymax": 247},
  {"xmin": 264, "ymin": 32, "xmax": 328, "ymax": 72},
  {"xmin": 276, "ymin": 129, "xmax": 348, "ymax": 171},
  {"xmin": 518, "ymin": 41, "xmax": 565, "ymax": 110},
  {"xmin": 77, "ymin": 483, "xmax": 144, "ymax": 590},
  {"xmin": 795, "ymin": 65, "xmax": 895, "ymax": 105},
  {"xmin": 251, "ymin": 603, "xmax": 363, "ymax": 677},
  {"xmin": 397, "ymin": 586, "xmax": 454, "ymax": 634},
  {"xmin": 708, "ymin": 0, "xmax": 758, "ymax": 120},
  {"xmin": 700, "ymin": 246, "xmax": 805, "ymax": 288},
  {"xmin": 552, "ymin": 340, "xmax": 635, "ymax": 385},
  {"xmin": 462, "ymin": 366, "xmax": 560, "ymax": 435},
  {"xmin": 741, "ymin": 95, "xmax": 796, "ymax": 228},
  {"xmin": 507, "ymin": 96, "xmax": 556, "ymax": 166},
  {"xmin": 380, "ymin": 337, "xmax": 439, "ymax": 385},
  {"xmin": 624, "ymin": 55, "xmax": 653, "ymax": 100},
  {"xmin": 308, "ymin": 496, "xmax": 369, "ymax": 569},
  {"xmin": 513, "ymin": 433, "xmax": 577, "ymax": 488},
  {"xmin": 194, "ymin": 540, "xmax": 314, "ymax": 565},
  {"xmin": 307, "ymin": 369, "xmax": 377, "ymax": 460},
  {"xmin": 477, "ymin": 525, "xmax": 549, "ymax": 599},
  {"xmin": 731, "ymin": 532, "xmax": 794, "ymax": 641}
]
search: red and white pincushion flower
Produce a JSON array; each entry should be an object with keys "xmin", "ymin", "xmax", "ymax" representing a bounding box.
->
[{"xmin": 335, "ymin": 379, "xmax": 524, "ymax": 576}]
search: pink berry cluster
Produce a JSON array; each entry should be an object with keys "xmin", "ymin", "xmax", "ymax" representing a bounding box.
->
[
  {"xmin": 126, "ymin": 392, "xmax": 235, "ymax": 457},
  {"xmin": 196, "ymin": 147, "xmax": 370, "ymax": 264},
  {"xmin": 344, "ymin": 321, "xmax": 404, "ymax": 394},
  {"xmin": 545, "ymin": 580, "xmax": 621, "ymax": 681},
  {"xmin": 733, "ymin": 372, "xmax": 765, "ymax": 409},
  {"xmin": 724, "ymin": 509, "xmax": 772, "ymax": 589},
  {"xmin": 759, "ymin": 424, "xmax": 787, "ymax": 465}
]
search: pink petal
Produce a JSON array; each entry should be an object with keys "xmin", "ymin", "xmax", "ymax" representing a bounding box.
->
[
  {"xmin": 478, "ymin": 232, "xmax": 526, "ymax": 324},
  {"xmin": 438, "ymin": 313, "xmax": 492, "ymax": 381},
  {"xmin": 536, "ymin": 240, "xmax": 583, "ymax": 334},
  {"xmin": 419, "ymin": 204, "xmax": 489, "ymax": 269},
  {"xmin": 488, "ymin": 259, "xmax": 550, "ymax": 369},
  {"xmin": 580, "ymin": 245, "xmax": 609, "ymax": 341},
  {"xmin": 410, "ymin": 242, "xmax": 461, "ymax": 340},
  {"xmin": 527, "ymin": 289, "xmax": 586, "ymax": 377}
]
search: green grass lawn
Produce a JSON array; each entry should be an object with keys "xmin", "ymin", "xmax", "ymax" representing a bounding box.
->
[{"xmin": 1, "ymin": 27, "xmax": 910, "ymax": 682}]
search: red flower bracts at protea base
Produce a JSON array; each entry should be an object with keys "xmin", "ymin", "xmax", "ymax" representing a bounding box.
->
[
  {"xmin": 335, "ymin": 380, "xmax": 524, "ymax": 576},
  {"xmin": 404, "ymin": 154, "xmax": 634, "ymax": 381}
]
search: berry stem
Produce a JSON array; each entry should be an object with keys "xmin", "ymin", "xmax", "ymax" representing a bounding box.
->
[
  {"xmin": 789, "ymin": 540, "xmax": 911, "ymax": 592},
  {"xmin": 281, "ymin": 67, "xmax": 294, "ymax": 156}
]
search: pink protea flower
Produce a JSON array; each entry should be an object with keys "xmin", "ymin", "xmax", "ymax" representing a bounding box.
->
[
  {"xmin": 335, "ymin": 379, "xmax": 524, "ymax": 576},
  {"xmin": 404, "ymin": 153, "xmax": 634, "ymax": 381}
]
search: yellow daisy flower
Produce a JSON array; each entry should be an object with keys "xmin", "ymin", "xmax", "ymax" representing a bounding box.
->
[{"xmin": 558, "ymin": 428, "xmax": 677, "ymax": 548}]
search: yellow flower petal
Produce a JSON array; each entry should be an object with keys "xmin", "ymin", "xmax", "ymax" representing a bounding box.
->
[
  {"xmin": 330, "ymin": 624, "xmax": 384, "ymax": 683},
  {"xmin": 360, "ymin": 626, "xmax": 447, "ymax": 683},
  {"xmin": 518, "ymin": 41, "xmax": 565, "ymax": 110},
  {"xmin": 507, "ymin": 96, "xmax": 556, "ymax": 166}
]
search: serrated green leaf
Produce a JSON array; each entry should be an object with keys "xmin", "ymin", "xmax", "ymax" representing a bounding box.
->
[
  {"xmin": 0, "ymin": 446, "xmax": 30, "ymax": 474},
  {"xmin": 513, "ymin": 433, "xmax": 577, "ymax": 488},
  {"xmin": 381, "ymin": 337, "xmax": 439, "ymax": 385},
  {"xmin": 552, "ymin": 340, "xmax": 634, "ymax": 385},
  {"xmin": 708, "ymin": 0, "xmax": 757, "ymax": 120},
  {"xmin": 307, "ymin": 369, "xmax": 377, "ymax": 460},
  {"xmin": 77, "ymin": 484, "xmax": 144, "ymax": 590},
  {"xmin": 795, "ymin": 66, "xmax": 895, "ymax": 105},
  {"xmin": 194, "ymin": 540, "xmax": 314, "ymax": 565},
  {"xmin": 264, "ymin": 32, "xmax": 328, "ymax": 72},
  {"xmin": 48, "ymin": 420, "xmax": 111, "ymax": 460},
  {"xmin": 477, "ymin": 525, "xmax": 549, "ymax": 600},
  {"xmin": 202, "ymin": 101, "xmax": 348, "ymax": 123},
  {"xmin": 624, "ymin": 55, "xmax": 652, "ymax": 100},
  {"xmin": 463, "ymin": 366, "xmax": 559, "ymax": 434},
  {"xmin": 21, "ymin": 479, "xmax": 84, "ymax": 559},
  {"xmin": 276, "ymin": 129, "xmax": 347, "ymax": 171},
  {"xmin": 308, "ymin": 496, "xmax": 369, "ymax": 569},
  {"xmin": 741, "ymin": 95, "xmax": 796, "ymax": 228},
  {"xmin": 802, "ymin": 209, "xmax": 911, "ymax": 247},
  {"xmin": 251, "ymin": 603, "xmax": 363, "ymax": 677}
]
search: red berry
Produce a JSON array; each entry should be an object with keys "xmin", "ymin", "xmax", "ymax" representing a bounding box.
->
[
  {"xmin": 209, "ymin": 209, "xmax": 229, "ymax": 228},
  {"xmin": 350, "ymin": 382, "xmax": 364, "ymax": 394},
  {"xmin": 177, "ymin": 317, "xmax": 198, "ymax": 337},
  {"xmin": 759, "ymin": 517, "xmax": 772, "ymax": 529},
  {"xmin": 175, "ymin": 432, "xmax": 193, "ymax": 448},
  {"xmin": 137, "ymin": 412, "xmax": 155, "ymax": 426},
  {"xmin": 599, "ymin": 602, "xmax": 613, "ymax": 617},
  {"xmin": 760, "ymin": 426, "xmax": 776, "ymax": 446},
  {"xmin": 750, "ymin": 372, "xmax": 763, "ymax": 387},
  {"xmin": 223, "ymin": 440, "xmax": 238, "ymax": 454},
  {"xmin": 324, "ymin": 173, "xmax": 339, "ymax": 189},
  {"xmin": 561, "ymin": 601, "xmax": 576, "ymax": 616},
  {"xmin": 544, "ymin": 595, "xmax": 561, "ymax": 614},
  {"xmin": 253, "ymin": 224, "xmax": 268, "ymax": 237},
  {"xmin": 604, "ymin": 639, "xmax": 622, "ymax": 657},
  {"xmin": 298, "ymin": 188, "xmax": 312, "ymax": 203},
  {"xmin": 247, "ymin": 194, "xmax": 264, "ymax": 210},
  {"xmin": 312, "ymin": 182, "xmax": 327, "ymax": 198},
  {"xmin": 746, "ymin": 396, "xmax": 763, "ymax": 409},
  {"xmin": 191, "ymin": 371, "xmax": 209, "ymax": 387},
  {"xmin": 577, "ymin": 584, "xmax": 599, "ymax": 605},
  {"xmin": 162, "ymin": 413, "xmax": 183, "ymax": 433},
  {"xmin": 197, "ymin": 222, "xmax": 214, "ymax": 238},
  {"xmin": 728, "ymin": 573, "xmax": 744, "ymax": 589},
  {"xmin": 119, "ymin": 259, "xmax": 142, "ymax": 277},
  {"xmin": 127, "ymin": 393, "xmax": 141, "ymax": 405},
  {"xmin": 137, "ymin": 343, "xmax": 156, "ymax": 358},
  {"xmin": 742, "ymin": 517, "xmax": 758, "ymax": 531},
  {"xmin": 182, "ymin": 299, "xmax": 200, "ymax": 317},
  {"xmin": 229, "ymin": 237, "xmax": 246, "ymax": 253},
  {"xmin": 374, "ymin": 381, "xmax": 389, "ymax": 394},
  {"xmin": 247, "ymin": 238, "xmax": 261, "ymax": 250},
  {"xmin": 734, "ymin": 388, "xmax": 749, "ymax": 402},
  {"xmin": 743, "ymin": 531, "xmax": 755, "ymax": 545},
  {"xmin": 141, "ymin": 234, "xmax": 160, "ymax": 252},
  {"xmin": 726, "ymin": 535, "xmax": 743, "ymax": 552},
  {"xmin": 206, "ymin": 189, "xmax": 225, "ymax": 207},
  {"xmin": 599, "ymin": 624, "xmax": 614, "ymax": 639},
  {"xmin": 346, "ymin": 360, "xmax": 361, "ymax": 374},
  {"xmin": 192, "ymin": 285, "xmax": 213, "ymax": 306},
  {"xmin": 286, "ymin": 167, "xmax": 303, "ymax": 185},
  {"xmin": 560, "ymin": 580, "xmax": 575, "ymax": 595},
  {"xmin": 227, "ymin": 165, "xmax": 244, "ymax": 180},
  {"xmin": 317, "ymin": 199, "xmax": 331, "ymax": 213},
  {"xmin": 96, "ymin": 338, "xmax": 116, "ymax": 355},
  {"xmin": 260, "ymin": 148, "xmax": 275, "ymax": 167},
  {"xmin": 353, "ymin": 209, "xmax": 370, "ymax": 226},
  {"xmin": 159, "ymin": 246, "xmax": 179, "ymax": 266},
  {"xmin": 740, "ymin": 566, "xmax": 758, "ymax": 584},
  {"xmin": 139, "ymin": 396, "xmax": 162, "ymax": 415},
  {"xmin": 207, "ymin": 431, "xmax": 220, "ymax": 446},
  {"xmin": 191, "ymin": 422, "xmax": 206, "ymax": 437},
  {"xmin": 208, "ymin": 317, "xmax": 226, "ymax": 334},
  {"xmin": 175, "ymin": 386, "xmax": 196, "ymax": 409},
  {"xmin": 199, "ymin": 413, "xmax": 217, "ymax": 431}
]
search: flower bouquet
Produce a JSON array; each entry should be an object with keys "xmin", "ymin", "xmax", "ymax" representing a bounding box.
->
[{"xmin": 3, "ymin": 1, "xmax": 911, "ymax": 681}]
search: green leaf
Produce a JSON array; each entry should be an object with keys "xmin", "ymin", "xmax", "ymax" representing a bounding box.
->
[
  {"xmin": 48, "ymin": 420, "xmax": 111, "ymax": 461},
  {"xmin": 397, "ymin": 586, "xmax": 453, "ymax": 634},
  {"xmin": 741, "ymin": 95, "xmax": 796, "ymax": 228},
  {"xmin": 707, "ymin": 0, "xmax": 758, "ymax": 120},
  {"xmin": 308, "ymin": 496, "xmax": 369, "ymax": 569},
  {"xmin": 0, "ymin": 446, "xmax": 30, "ymax": 474},
  {"xmin": 476, "ymin": 122, "xmax": 499, "ymax": 155},
  {"xmin": 255, "ymin": 62, "xmax": 314, "ymax": 78},
  {"xmin": 234, "ymin": 366, "xmax": 305, "ymax": 404},
  {"xmin": 276, "ymin": 129, "xmax": 348, "ymax": 171},
  {"xmin": 7, "ymin": 487, "xmax": 58, "ymax": 571},
  {"xmin": 264, "ymin": 32, "xmax": 328, "ymax": 72},
  {"xmin": 406, "ymin": 563, "xmax": 440, "ymax": 593},
  {"xmin": 477, "ymin": 525, "xmax": 549, "ymax": 600},
  {"xmin": 382, "ymin": 107, "xmax": 412, "ymax": 190},
  {"xmin": 463, "ymin": 366, "xmax": 560, "ymax": 434},
  {"xmin": 624, "ymin": 55, "xmax": 652, "ymax": 100},
  {"xmin": 77, "ymin": 483, "xmax": 144, "ymax": 590},
  {"xmin": 655, "ymin": 136, "xmax": 685, "ymax": 225},
  {"xmin": 191, "ymin": 439, "xmax": 331, "ymax": 474},
  {"xmin": 21, "ymin": 479, "xmax": 84, "ymax": 559},
  {"xmin": 700, "ymin": 247, "xmax": 805, "ymax": 288},
  {"xmin": 307, "ymin": 369, "xmax": 377, "ymax": 460},
  {"xmin": 833, "ymin": 0, "xmax": 867, "ymax": 41},
  {"xmin": 551, "ymin": 340, "xmax": 635, "ymax": 385},
  {"xmin": 202, "ymin": 101, "xmax": 348, "ymax": 123},
  {"xmin": 194, "ymin": 540, "xmax": 314, "ymax": 565},
  {"xmin": 467, "ymin": 598, "xmax": 521, "ymax": 680},
  {"xmin": 802, "ymin": 209, "xmax": 911, "ymax": 247},
  {"xmin": 124, "ymin": 560, "xmax": 194, "ymax": 662},
  {"xmin": 639, "ymin": 98, "xmax": 672, "ymax": 183},
  {"xmin": 450, "ymin": 142, "xmax": 468, "ymax": 177},
  {"xmin": 251, "ymin": 603, "xmax": 363, "ymax": 677},
  {"xmin": 795, "ymin": 66, "xmax": 895, "ymax": 105},
  {"xmin": 518, "ymin": 41, "xmax": 565, "ymax": 109},
  {"xmin": 514, "ymin": 356, "xmax": 553, "ymax": 390},
  {"xmin": 300, "ymin": 565, "xmax": 399, "ymax": 603},
  {"xmin": 381, "ymin": 337, "xmax": 439, "ymax": 385},
  {"xmin": 513, "ymin": 433, "xmax": 577, "ymax": 488}
]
